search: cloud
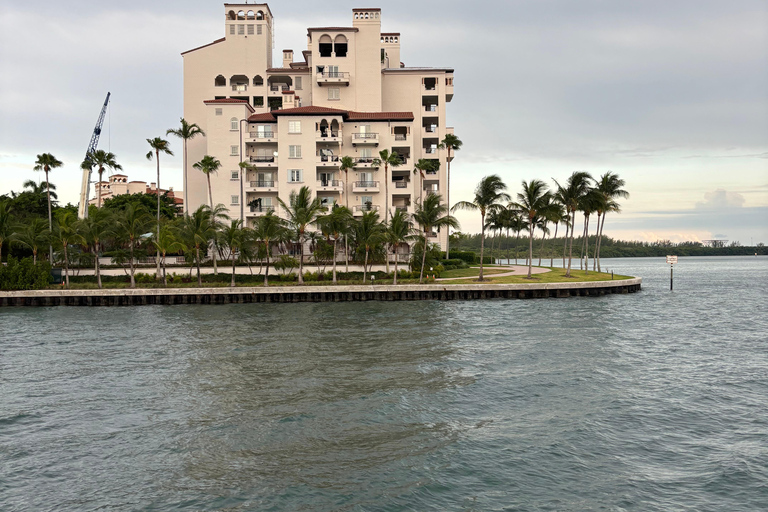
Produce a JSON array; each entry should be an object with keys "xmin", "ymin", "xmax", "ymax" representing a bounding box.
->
[{"xmin": 695, "ymin": 189, "xmax": 746, "ymax": 209}]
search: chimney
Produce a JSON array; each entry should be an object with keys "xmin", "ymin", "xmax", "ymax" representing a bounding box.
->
[{"xmin": 283, "ymin": 49, "xmax": 294, "ymax": 68}]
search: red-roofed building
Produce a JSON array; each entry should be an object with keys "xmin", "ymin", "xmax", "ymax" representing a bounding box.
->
[
  {"xmin": 181, "ymin": 4, "xmax": 456, "ymax": 252},
  {"xmin": 88, "ymin": 174, "xmax": 183, "ymax": 212}
]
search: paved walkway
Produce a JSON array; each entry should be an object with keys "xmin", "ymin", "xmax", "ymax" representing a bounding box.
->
[{"xmin": 436, "ymin": 265, "xmax": 551, "ymax": 281}]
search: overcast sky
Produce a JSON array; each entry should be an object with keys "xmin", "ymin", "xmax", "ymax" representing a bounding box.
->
[{"xmin": 1, "ymin": 0, "xmax": 766, "ymax": 244}]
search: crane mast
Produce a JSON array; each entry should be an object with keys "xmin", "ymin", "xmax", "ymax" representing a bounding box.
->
[{"xmin": 78, "ymin": 92, "xmax": 111, "ymax": 219}]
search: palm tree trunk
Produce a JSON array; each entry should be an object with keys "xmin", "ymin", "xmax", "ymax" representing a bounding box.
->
[
  {"xmin": 566, "ymin": 211, "xmax": 575, "ymax": 277},
  {"xmin": 155, "ymin": 150, "xmax": 162, "ymax": 280},
  {"xmin": 584, "ymin": 215, "xmax": 590, "ymax": 274},
  {"xmin": 479, "ymin": 213, "xmax": 486, "ymax": 281},
  {"xmin": 563, "ymin": 218, "xmax": 569, "ymax": 269},
  {"xmin": 419, "ymin": 232, "xmax": 428, "ymax": 283},
  {"xmin": 264, "ymin": 249, "xmax": 270, "ymax": 287},
  {"xmin": 363, "ymin": 247, "xmax": 369, "ymax": 283},
  {"xmin": 592, "ymin": 213, "xmax": 600, "ymax": 271},
  {"xmin": 207, "ymin": 174, "xmax": 218, "ymax": 276},
  {"xmin": 45, "ymin": 168, "xmax": 53, "ymax": 263},
  {"xmin": 32, "ymin": 249, "xmax": 37, "ymax": 265},
  {"xmin": 393, "ymin": 246, "xmax": 399, "ymax": 285},
  {"xmin": 506, "ymin": 228, "xmax": 511, "ymax": 265},
  {"xmin": 345, "ymin": 236, "xmax": 349, "ymax": 272},
  {"xmin": 445, "ymin": 149, "xmax": 451, "ymax": 260},
  {"xmin": 384, "ymin": 164, "xmax": 390, "ymax": 274},
  {"xmin": 129, "ymin": 239, "xmax": 136, "ymax": 288},
  {"xmin": 297, "ymin": 235, "xmax": 304, "ymax": 284},
  {"xmin": 538, "ymin": 228, "xmax": 547, "ymax": 266},
  {"xmin": 527, "ymin": 222, "xmax": 534, "ymax": 278},
  {"xmin": 550, "ymin": 223, "xmax": 559, "ymax": 268},
  {"xmin": 63, "ymin": 244, "xmax": 70, "ymax": 288},
  {"xmin": 231, "ymin": 253, "xmax": 236, "ymax": 287},
  {"xmin": 597, "ymin": 213, "xmax": 607, "ymax": 273},
  {"xmin": 95, "ymin": 242, "xmax": 102, "ymax": 289},
  {"xmin": 162, "ymin": 254, "xmax": 168, "ymax": 287},
  {"xmin": 332, "ymin": 237, "xmax": 338, "ymax": 283},
  {"xmin": 183, "ymin": 141, "xmax": 188, "ymax": 214},
  {"xmin": 196, "ymin": 246, "xmax": 202, "ymax": 286}
]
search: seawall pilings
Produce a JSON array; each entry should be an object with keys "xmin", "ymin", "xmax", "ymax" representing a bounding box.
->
[{"xmin": 0, "ymin": 279, "xmax": 641, "ymax": 307}]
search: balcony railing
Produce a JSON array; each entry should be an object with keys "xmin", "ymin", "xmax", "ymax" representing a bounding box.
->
[
  {"xmin": 232, "ymin": 84, "xmax": 248, "ymax": 92},
  {"xmin": 394, "ymin": 134, "xmax": 407, "ymax": 141},
  {"xmin": 424, "ymin": 105, "xmax": 438, "ymax": 112},
  {"xmin": 423, "ymin": 147, "xmax": 438, "ymax": 154},
  {"xmin": 354, "ymin": 204, "xmax": 380, "ymax": 212},
  {"xmin": 318, "ymin": 155, "xmax": 341, "ymax": 163},
  {"xmin": 249, "ymin": 132, "xmax": 274, "ymax": 139},
  {"xmin": 317, "ymin": 71, "xmax": 350, "ymax": 79},
  {"xmin": 355, "ymin": 181, "xmax": 379, "ymax": 188},
  {"xmin": 270, "ymin": 85, "xmax": 290, "ymax": 92},
  {"xmin": 249, "ymin": 206, "xmax": 276, "ymax": 213},
  {"xmin": 318, "ymin": 180, "xmax": 342, "ymax": 188},
  {"xmin": 353, "ymin": 133, "xmax": 378, "ymax": 140},
  {"xmin": 395, "ymin": 206, "xmax": 409, "ymax": 212},
  {"xmin": 249, "ymin": 181, "xmax": 275, "ymax": 188},
  {"xmin": 317, "ymin": 130, "xmax": 340, "ymax": 138},
  {"xmin": 352, "ymin": 157, "xmax": 377, "ymax": 165},
  {"xmin": 423, "ymin": 126, "xmax": 438, "ymax": 133},
  {"xmin": 394, "ymin": 181, "xmax": 408, "ymax": 188},
  {"xmin": 250, "ymin": 156, "xmax": 276, "ymax": 163}
]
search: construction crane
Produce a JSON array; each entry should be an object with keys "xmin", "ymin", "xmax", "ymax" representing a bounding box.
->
[{"xmin": 78, "ymin": 92, "xmax": 111, "ymax": 219}]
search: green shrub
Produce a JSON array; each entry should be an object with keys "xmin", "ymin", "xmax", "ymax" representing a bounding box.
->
[
  {"xmin": 0, "ymin": 257, "xmax": 52, "ymax": 290},
  {"xmin": 442, "ymin": 251, "xmax": 477, "ymax": 264}
]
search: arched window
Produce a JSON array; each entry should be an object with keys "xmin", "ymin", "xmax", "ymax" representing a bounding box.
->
[
  {"xmin": 334, "ymin": 34, "xmax": 348, "ymax": 57},
  {"xmin": 215, "ymin": 75, "xmax": 226, "ymax": 87},
  {"xmin": 394, "ymin": 37, "xmax": 398, "ymax": 43},
  {"xmin": 228, "ymin": 10, "xmax": 236, "ymax": 20},
  {"xmin": 246, "ymin": 10, "xmax": 255, "ymax": 20},
  {"xmin": 256, "ymin": 10, "xmax": 264, "ymax": 20},
  {"xmin": 253, "ymin": 75, "xmax": 264, "ymax": 86},
  {"xmin": 237, "ymin": 10, "xmax": 245, "ymax": 20},
  {"xmin": 231, "ymin": 118, "xmax": 239, "ymax": 131},
  {"xmin": 318, "ymin": 34, "xmax": 333, "ymax": 57}
]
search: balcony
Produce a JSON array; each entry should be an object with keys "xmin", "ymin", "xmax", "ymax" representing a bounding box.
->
[
  {"xmin": 316, "ymin": 130, "xmax": 342, "ymax": 143},
  {"xmin": 249, "ymin": 156, "xmax": 277, "ymax": 168},
  {"xmin": 352, "ymin": 133, "xmax": 379, "ymax": 146},
  {"xmin": 232, "ymin": 83, "xmax": 248, "ymax": 92},
  {"xmin": 353, "ymin": 204, "xmax": 380, "ymax": 216},
  {"xmin": 352, "ymin": 180, "xmax": 380, "ymax": 193},
  {"xmin": 317, "ymin": 180, "xmax": 343, "ymax": 192},
  {"xmin": 316, "ymin": 71, "xmax": 350, "ymax": 86},
  {"xmin": 247, "ymin": 181, "xmax": 278, "ymax": 192},
  {"xmin": 394, "ymin": 133, "xmax": 408, "ymax": 142},
  {"xmin": 423, "ymin": 105, "xmax": 438, "ymax": 113},
  {"xmin": 246, "ymin": 206, "xmax": 277, "ymax": 217},
  {"xmin": 317, "ymin": 155, "xmax": 341, "ymax": 168},
  {"xmin": 269, "ymin": 85, "xmax": 291, "ymax": 96},
  {"xmin": 246, "ymin": 131, "xmax": 276, "ymax": 143},
  {"xmin": 394, "ymin": 180, "xmax": 409, "ymax": 189},
  {"xmin": 352, "ymin": 157, "xmax": 377, "ymax": 168}
]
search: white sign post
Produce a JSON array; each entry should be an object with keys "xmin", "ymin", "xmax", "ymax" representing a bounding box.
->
[{"xmin": 666, "ymin": 255, "xmax": 677, "ymax": 290}]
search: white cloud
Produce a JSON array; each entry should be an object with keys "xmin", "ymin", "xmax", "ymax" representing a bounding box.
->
[{"xmin": 695, "ymin": 189, "xmax": 746, "ymax": 210}]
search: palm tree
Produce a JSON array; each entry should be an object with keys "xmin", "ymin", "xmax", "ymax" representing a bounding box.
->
[
  {"xmin": 154, "ymin": 223, "xmax": 183, "ymax": 287},
  {"xmin": 252, "ymin": 212, "xmax": 287, "ymax": 286},
  {"xmin": 547, "ymin": 201, "xmax": 567, "ymax": 268},
  {"xmin": 22, "ymin": 179, "xmax": 58, "ymax": 200},
  {"xmin": 220, "ymin": 219, "xmax": 247, "ymax": 287},
  {"xmin": 339, "ymin": 156, "xmax": 355, "ymax": 210},
  {"xmin": 33, "ymin": 153, "xmax": 63, "ymax": 263},
  {"xmin": 115, "ymin": 204, "xmax": 153, "ymax": 288},
  {"xmin": 167, "ymin": 118, "xmax": 206, "ymax": 214},
  {"xmin": 317, "ymin": 205, "xmax": 353, "ymax": 283},
  {"xmin": 77, "ymin": 209, "xmax": 113, "ymax": 289},
  {"xmin": 353, "ymin": 210, "xmax": 386, "ymax": 283},
  {"xmin": 52, "ymin": 210, "xmax": 83, "ymax": 288},
  {"xmin": 180, "ymin": 206, "xmax": 217, "ymax": 286},
  {"xmin": 0, "ymin": 200, "xmax": 16, "ymax": 263},
  {"xmin": 553, "ymin": 171, "xmax": 593, "ymax": 277},
  {"xmin": 451, "ymin": 175, "xmax": 510, "ymax": 281},
  {"xmin": 193, "ymin": 155, "xmax": 223, "ymax": 274},
  {"xmin": 277, "ymin": 186, "xmax": 325, "ymax": 284},
  {"xmin": 15, "ymin": 217, "xmax": 50, "ymax": 265},
  {"xmin": 385, "ymin": 208, "xmax": 415, "ymax": 285},
  {"xmin": 90, "ymin": 150, "xmax": 122, "ymax": 209},
  {"xmin": 438, "ymin": 133, "xmax": 462, "ymax": 259},
  {"xmin": 594, "ymin": 172, "xmax": 629, "ymax": 272},
  {"xmin": 578, "ymin": 187, "xmax": 601, "ymax": 274},
  {"xmin": 413, "ymin": 158, "xmax": 436, "ymax": 209},
  {"xmin": 146, "ymin": 137, "xmax": 174, "ymax": 279},
  {"xmin": 413, "ymin": 193, "xmax": 459, "ymax": 283},
  {"xmin": 372, "ymin": 149, "xmax": 402, "ymax": 273},
  {"xmin": 515, "ymin": 179, "xmax": 552, "ymax": 279}
]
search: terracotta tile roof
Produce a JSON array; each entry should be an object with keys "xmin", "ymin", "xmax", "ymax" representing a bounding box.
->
[
  {"xmin": 381, "ymin": 32, "xmax": 401, "ymax": 36},
  {"xmin": 266, "ymin": 67, "xmax": 295, "ymax": 72},
  {"xmin": 347, "ymin": 111, "xmax": 414, "ymax": 121},
  {"xmin": 203, "ymin": 98, "xmax": 255, "ymax": 113},
  {"xmin": 271, "ymin": 106, "xmax": 348, "ymax": 116},
  {"xmin": 352, "ymin": 8, "xmax": 381, "ymax": 11},
  {"xmin": 247, "ymin": 112, "xmax": 277, "ymax": 122},
  {"xmin": 181, "ymin": 38, "xmax": 225, "ymax": 56},
  {"xmin": 281, "ymin": 90, "xmax": 296, "ymax": 94}
]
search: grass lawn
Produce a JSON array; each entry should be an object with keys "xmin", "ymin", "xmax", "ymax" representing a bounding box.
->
[
  {"xmin": 439, "ymin": 267, "xmax": 509, "ymax": 278},
  {"xmin": 445, "ymin": 268, "xmax": 634, "ymax": 285}
]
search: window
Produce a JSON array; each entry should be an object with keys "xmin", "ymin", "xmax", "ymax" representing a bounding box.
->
[
  {"xmin": 327, "ymin": 65, "xmax": 339, "ymax": 78},
  {"xmin": 247, "ymin": 25, "xmax": 254, "ymax": 35},
  {"xmin": 288, "ymin": 120, "xmax": 301, "ymax": 133},
  {"xmin": 319, "ymin": 196, "xmax": 335, "ymax": 206},
  {"xmin": 360, "ymin": 148, "xmax": 372, "ymax": 158},
  {"xmin": 289, "ymin": 169, "xmax": 303, "ymax": 182},
  {"xmin": 253, "ymin": 96, "xmax": 264, "ymax": 107},
  {"xmin": 295, "ymin": 76, "xmax": 302, "ymax": 90},
  {"xmin": 230, "ymin": 118, "xmax": 239, "ymax": 131},
  {"xmin": 231, "ymin": 170, "xmax": 239, "ymax": 180},
  {"xmin": 289, "ymin": 145, "xmax": 301, "ymax": 158},
  {"xmin": 328, "ymin": 88, "xmax": 340, "ymax": 100},
  {"xmin": 238, "ymin": 24, "xmax": 245, "ymax": 35},
  {"xmin": 215, "ymin": 108, "xmax": 223, "ymax": 116},
  {"xmin": 257, "ymin": 25, "xmax": 262, "ymax": 35},
  {"xmin": 231, "ymin": 195, "xmax": 239, "ymax": 205},
  {"xmin": 231, "ymin": 145, "xmax": 239, "ymax": 156},
  {"xmin": 230, "ymin": 25, "xmax": 235, "ymax": 35}
]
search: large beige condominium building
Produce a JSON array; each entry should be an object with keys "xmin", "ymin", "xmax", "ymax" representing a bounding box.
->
[{"xmin": 182, "ymin": 4, "xmax": 455, "ymax": 248}]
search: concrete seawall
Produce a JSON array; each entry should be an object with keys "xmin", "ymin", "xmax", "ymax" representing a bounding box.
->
[{"xmin": 0, "ymin": 279, "xmax": 641, "ymax": 307}]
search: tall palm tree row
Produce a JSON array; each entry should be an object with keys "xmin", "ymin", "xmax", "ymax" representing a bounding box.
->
[
  {"xmin": 146, "ymin": 137, "xmax": 174, "ymax": 278},
  {"xmin": 515, "ymin": 179, "xmax": 552, "ymax": 278},
  {"xmin": 192, "ymin": 155, "xmax": 223, "ymax": 274},
  {"xmin": 451, "ymin": 175, "xmax": 509, "ymax": 281},
  {"xmin": 277, "ymin": 186, "xmax": 326, "ymax": 285},
  {"xmin": 166, "ymin": 118, "xmax": 206, "ymax": 215},
  {"xmin": 438, "ymin": 133, "xmax": 462, "ymax": 259},
  {"xmin": 594, "ymin": 172, "xmax": 629, "ymax": 272},
  {"xmin": 33, "ymin": 153, "xmax": 63, "ymax": 263}
]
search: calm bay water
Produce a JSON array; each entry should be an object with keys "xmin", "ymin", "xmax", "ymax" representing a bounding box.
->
[{"xmin": 1, "ymin": 256, "xmax": 767, "ymax": 511}]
